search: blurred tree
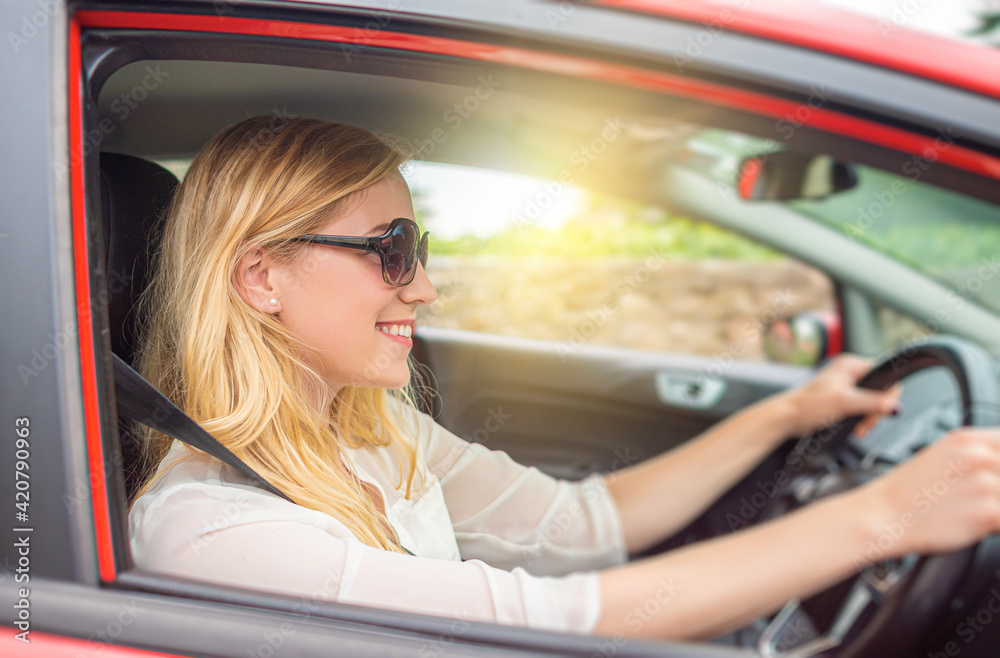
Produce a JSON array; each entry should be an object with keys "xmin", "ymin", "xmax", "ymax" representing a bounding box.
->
[{"xmin": 968, "ymin": 9, "xmax": 1000, "ymax": 45}]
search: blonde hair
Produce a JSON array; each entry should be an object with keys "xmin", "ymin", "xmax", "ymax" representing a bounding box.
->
[{"xmin": 133, "ymin": 115, "xmax": 428, "ymax": 553}]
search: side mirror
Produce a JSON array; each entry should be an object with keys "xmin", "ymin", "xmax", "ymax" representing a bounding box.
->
[
  {"xmin": 737, "ymin": 152, "xmax": 857, "ymax": 201},
  {"xmin": 763, "ymin": 312, "xmax": 842, "ymax": 367}
]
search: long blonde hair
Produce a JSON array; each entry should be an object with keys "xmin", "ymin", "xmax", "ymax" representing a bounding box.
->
[{"xmin": 133, "ymin": 115, "xmax": 427, "ymax": 553}]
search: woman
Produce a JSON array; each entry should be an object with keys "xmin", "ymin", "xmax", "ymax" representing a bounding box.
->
[{"xmin": 129, "ymin": 115, "xmax": 1000, "ymax": 640}]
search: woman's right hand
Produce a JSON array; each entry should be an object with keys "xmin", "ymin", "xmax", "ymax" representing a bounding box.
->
[{"xmin": 854, "ymin": 426, "xmax": 1000, "ymax": 561}]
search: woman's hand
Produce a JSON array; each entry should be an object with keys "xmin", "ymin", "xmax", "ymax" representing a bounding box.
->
[
  {"xmin": 853, "ymin": 426, "xmax": 1000, "ymax": 559},
  {"xmin": 780, "ymin": 354, "xmax": 902, "ymax": 439}
]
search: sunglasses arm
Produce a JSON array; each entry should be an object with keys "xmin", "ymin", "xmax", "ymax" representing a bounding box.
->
[{"xmin": 293, "ymin": 235, "xmax": 380, "ymax": 253}]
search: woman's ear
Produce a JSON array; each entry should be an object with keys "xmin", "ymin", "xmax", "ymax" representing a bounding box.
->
[{"xmin": 234, "ymin": 246, "xmax": 282, "ymax": 313}]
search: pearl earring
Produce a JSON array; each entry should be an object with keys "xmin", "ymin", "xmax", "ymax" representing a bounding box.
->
[{"xmin": 268, "ymin": 298, "xmax": 278, "ymax": 307}]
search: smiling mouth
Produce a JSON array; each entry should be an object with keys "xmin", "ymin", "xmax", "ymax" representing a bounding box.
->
[{"xmin": 375, "ymin": 323, "xmax": 413, "ymax": 338}]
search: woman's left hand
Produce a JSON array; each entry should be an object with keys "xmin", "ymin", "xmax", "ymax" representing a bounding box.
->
[{"xmin": 779, "ymin": 354, "xmax": 902, "ymax": 439}]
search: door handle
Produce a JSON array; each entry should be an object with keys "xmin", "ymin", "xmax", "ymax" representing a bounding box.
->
[{"xmin": 654, "ymin": 372, "xmax": 727, "ymax": 410}]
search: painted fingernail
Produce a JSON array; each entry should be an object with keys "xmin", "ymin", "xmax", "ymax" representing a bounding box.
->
[{"xmin": 890, "ymin": 406, "xmax": 900, "ymax": 416}]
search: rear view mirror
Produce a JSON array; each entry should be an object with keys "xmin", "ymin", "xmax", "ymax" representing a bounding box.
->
[{"xmin": 737, "ymin": 152, "xmax": 857, "ymax": 201}]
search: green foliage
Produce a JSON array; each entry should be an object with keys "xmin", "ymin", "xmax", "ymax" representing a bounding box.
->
[
  {"xmin": 968, "ymin": 12, "xmax": 1000, "ymax": 41},
  {"xmin": 792, "ymin": 167, "xmax": 1000, "ymax": 272}
]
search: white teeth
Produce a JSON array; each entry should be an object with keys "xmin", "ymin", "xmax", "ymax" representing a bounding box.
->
[{"xmin": 377, "ymin": 324, "xmax": 413, "ymax": 338}]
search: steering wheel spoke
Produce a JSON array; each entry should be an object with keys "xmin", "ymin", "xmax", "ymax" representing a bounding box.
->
[
  {"xmin": 757, "ymin": 554, "xmax": 916, "ymax": 658},
  {"xmin": 744, "ymin": 337, "xmax": 999, "ymax": 657}
]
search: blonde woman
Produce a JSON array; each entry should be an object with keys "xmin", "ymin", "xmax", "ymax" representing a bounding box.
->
[{"xmin": 129, "ymin": 115, "xmax": 1000, "ymax": 640}]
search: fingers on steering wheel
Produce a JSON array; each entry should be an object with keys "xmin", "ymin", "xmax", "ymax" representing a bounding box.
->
[{"xmin": 855, "ymin": 384, "xmax": 904, "ymax": 439}]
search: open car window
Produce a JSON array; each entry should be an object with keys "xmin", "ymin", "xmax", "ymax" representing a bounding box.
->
[{"xmin": 406, "ymin": 160, "xmax": 835, "ymax": 362}]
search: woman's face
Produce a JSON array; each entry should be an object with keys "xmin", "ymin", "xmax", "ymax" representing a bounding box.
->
[{"xmin": 266, "ymin": 172, "xmax": 436, "ymax": 393}]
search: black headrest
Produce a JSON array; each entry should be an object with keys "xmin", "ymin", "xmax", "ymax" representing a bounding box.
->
[{"xmin": 99, "ymin": 153, "xmax": 179, "ymax": 366}]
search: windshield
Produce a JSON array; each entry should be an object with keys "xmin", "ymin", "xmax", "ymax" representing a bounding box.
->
[
  {"xmin": 685, "ymin": 130, "xmax": 1000, "ymax": 314},
  {"xmin": 787, "ymin": 168, "xmax": 1000, "ymax": 313}
]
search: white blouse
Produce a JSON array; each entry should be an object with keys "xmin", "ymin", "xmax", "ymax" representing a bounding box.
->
[{"xmin": 128, "ymin": 396, "xmax": 629, "ymax": 633}]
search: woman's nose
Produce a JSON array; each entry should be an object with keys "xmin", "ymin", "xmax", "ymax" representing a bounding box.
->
[{"xmin": 400, "ymin": 261, "xmax": 437, "ymax": 306}]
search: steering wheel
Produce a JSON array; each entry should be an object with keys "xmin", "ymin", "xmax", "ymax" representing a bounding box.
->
[{"xmin": 750, "ymin": 336, "xmax": 1000, "ymax": 658}]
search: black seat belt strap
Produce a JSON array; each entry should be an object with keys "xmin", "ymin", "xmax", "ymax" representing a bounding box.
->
[
  {"xmin": 114, "ymin": 354, "xmax": 417, "ymax": 556},
  {"xmin": 113, "ymin": 353, "xmax": 293, "ymax": 502}
]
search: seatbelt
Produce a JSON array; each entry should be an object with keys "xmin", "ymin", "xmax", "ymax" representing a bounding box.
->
[
  {"xmin": 113, "ymin": 353, "xmax": 294, "ymax": 502},
  {"xmin": 113, "ymin": 353, "xmax": 417, "ymax": 556}
]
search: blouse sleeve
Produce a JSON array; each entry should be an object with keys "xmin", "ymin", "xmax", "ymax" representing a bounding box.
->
[
  {"xmin": 129, "ymin": 474, "xmax": 603, "ymax": 634},
  {"xmin": 398, "ymin": 402, "xmax": 629, "ymax": 575}
]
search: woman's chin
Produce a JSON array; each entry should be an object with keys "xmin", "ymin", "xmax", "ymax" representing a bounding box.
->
[{"xmin": 356, "ymin": 365, "xmax": 411, "ymax": 390}]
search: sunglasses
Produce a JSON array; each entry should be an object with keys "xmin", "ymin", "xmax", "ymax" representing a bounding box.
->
[{"xmin": 292, "ymin": 218, "xmax": 429, "ymax": 286}]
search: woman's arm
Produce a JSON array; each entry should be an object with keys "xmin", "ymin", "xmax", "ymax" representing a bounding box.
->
[
  {"xmin": 605, "ymin": 355, "xmax": 901, "ymax": 554},
  {"xmin": 596, "ymin": 425, "xmax": 1000, "ymax": 641},
  {"xmin": 596, "ymin": 487, "xmax": 874, "ymax": 640},
  {"xmin": 603, "ymin": 392, "xmax": 799, "ymax": 554}
]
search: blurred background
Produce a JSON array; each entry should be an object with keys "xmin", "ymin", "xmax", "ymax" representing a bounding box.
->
[{"xmin": 406, "ymin": 0, "xmax": 1000, "ymax": 362}]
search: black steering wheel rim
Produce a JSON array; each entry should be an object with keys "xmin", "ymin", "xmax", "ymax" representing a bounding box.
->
[
  {"xmin": 759, "ymin": 336, "xmax": 1000, "ymax": 658},
  {"xmin": 803, "ymin": 336, "xmax": 1000, "ymax": 465}
]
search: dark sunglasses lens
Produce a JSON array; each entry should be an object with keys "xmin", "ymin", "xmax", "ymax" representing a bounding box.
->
[
  {"xmin": 385, "ymin": 221, "xmax": 418, "ymax": 284},
  {"xmin": 418, "ymin": 233, "xmax": 428, "ymax": 268}
]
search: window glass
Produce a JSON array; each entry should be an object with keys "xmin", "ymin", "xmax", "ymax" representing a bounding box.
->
[
  {"xmin": 876, "ymin": 300, "xmax": 935, "ymax": 352},
  {"xmin": 789, "ymin": 166, "xmax": 1000, "ymax": 314},
  {"xmin": 678, "ymin": 129, "xmax": 1000, "ymax": 316},
  {"xmin": 407, "ymin": 161, "xmax": 835, "ymax": 362}
]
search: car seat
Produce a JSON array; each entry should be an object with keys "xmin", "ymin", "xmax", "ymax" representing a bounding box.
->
[{"xmin": 99, "ymin": 152, "xmax": 179, "ymax": 501}]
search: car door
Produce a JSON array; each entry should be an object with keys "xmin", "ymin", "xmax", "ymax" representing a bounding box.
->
[
  {"xmin": 415, "ymin": 325, "xmax": 810, "ymax": 481},
  {"xmin": 7, "ymin": 0, "xmax": 999, "ymax": 656},
  {"xmin": 0, "ymin": 1, "xmax": 782, "ymax": 656}
]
